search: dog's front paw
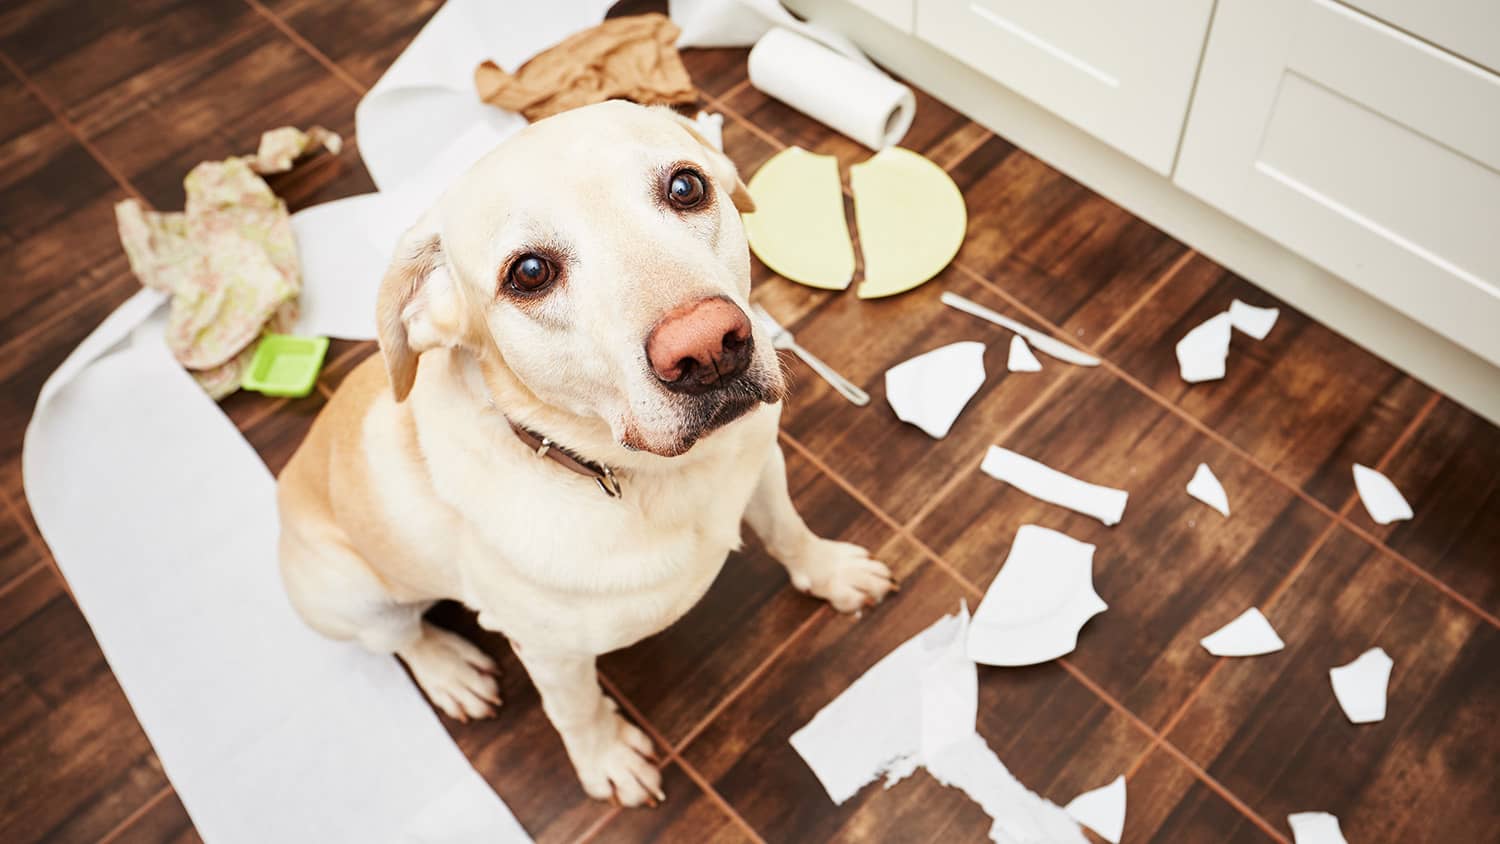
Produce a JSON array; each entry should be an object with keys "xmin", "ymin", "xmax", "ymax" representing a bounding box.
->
[
  {"xmin": 400, "ymin": 625, "xmax": 502, "ymax": 723},
  {"xmin": 572, "ymin": 710, "xmax": 665, "ymax": 807},
  {"xmin": 788, "ymin": 539, "xmax": 897, "ymax": 613}
]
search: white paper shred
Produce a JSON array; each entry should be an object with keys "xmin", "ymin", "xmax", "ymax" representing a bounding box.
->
[
  {"xmin": 1201, "ymin": 608, "xmax": 1285, "ymax": 657},
  {"xmin": 1175, "ymin": 311, "xmax": 1232, "ymax": 383},
  {"xmin": 693, "ymin": 110, "xmax": 724, "ymax": 151},
  {"xmin": 1064, "ymin": 775, "xmax": 1127, "ymax": 844},
  {"xmin": 1352, "ymin": 463, "xmax": 1413, "ymax": 525},
  {"xmin": 1329, "ymin": 647, "xmax": 1393, "ymax": 724},
  {"xmin": 1186, "ymin": 462, "xmax": 1230, "ymax": 517},
  {"xmin": 968, "ymin": 525, "xmax": 1107, "ymax": 667},
  {"xmin": 1007, "ymin": 335, "xmax": 1042, "ymax": 372},
  {"xmin": 980, "ymin": 446, "xmax": 1129, "ymax": 526},
  {"xmin": 927, "ymin": 732, "xmax": 1088, "ymax": 844},
  {"xmin": 1228, "ymin": 299, "xmax": 1280, "ymax": 339},
  {"xmin": 885, "ymin": 341, "xmax": 987, "ymax": 439},
  {"xmin": 290, "ymin": 194, "xmax": 388, "ymax": 340},
  {"xmin": 1288, "ymin": 811, "xmax": 1349, "ymax": 844}
]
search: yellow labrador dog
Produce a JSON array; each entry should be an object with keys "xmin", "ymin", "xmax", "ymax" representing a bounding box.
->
[{"xmin": 277, "ymin": 101, "xmax": 894, "ymax": 807}]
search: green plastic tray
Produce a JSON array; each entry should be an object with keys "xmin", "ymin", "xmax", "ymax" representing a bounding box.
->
[{"xmin": 241, "ymin": 334, "xmax": 330, "ymax": 398}]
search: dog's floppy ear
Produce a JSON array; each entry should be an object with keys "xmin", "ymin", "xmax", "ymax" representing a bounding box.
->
[
  {"xmin": 663, "ymin": 109, "xmax": 756, "ymax": 213},
  {"xmin": 375, "ymin": 214, "xmax": 471, "ymax": 402}
]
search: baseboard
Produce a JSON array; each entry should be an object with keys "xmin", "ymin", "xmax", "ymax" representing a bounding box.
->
[{"xmin": 787, "ymin": 0, "xmax": 1500, "ymax": 426}]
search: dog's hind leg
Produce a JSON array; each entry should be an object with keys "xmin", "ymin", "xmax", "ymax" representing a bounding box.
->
[{"xmin": 278, "ymin": 530, "xmax": 501, "ymax": 722}]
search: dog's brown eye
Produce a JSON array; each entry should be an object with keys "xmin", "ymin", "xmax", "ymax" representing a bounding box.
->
[
  {"xmin": 667, "ymin": 169, "xmax": 707, "ymax": 208},
  {"xmin": 507, "ymin": 254, "xmax": 556, "ymax": 292}
]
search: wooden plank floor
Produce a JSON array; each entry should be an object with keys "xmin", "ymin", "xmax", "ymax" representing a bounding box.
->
[{"xmin": 1, "ymin": 2, "xmax": 1497, "ymax": 842}]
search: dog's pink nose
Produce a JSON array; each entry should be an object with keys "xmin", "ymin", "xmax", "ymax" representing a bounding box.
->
[{"xmin": 646, "ymin": 297, "xmax": 754, "ymax": 394}]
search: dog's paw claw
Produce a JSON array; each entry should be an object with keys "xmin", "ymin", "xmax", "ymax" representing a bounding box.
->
[
  {"xmin": 402, "ymin": 627, "xmax": 503, "ymax": 722},
  {"xmin": 576, "ymin": 714, "xmax": 665, "ymax": 808},
  {"xmin": 789, "ymin": 540, "xmax": 895, "ymax": 614}
]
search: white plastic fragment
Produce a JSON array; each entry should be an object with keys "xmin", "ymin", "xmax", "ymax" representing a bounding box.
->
[
  {"xmin": 1007, "ymin": 335, "xmax": 1042, "ymax": 372},
  {"xmin": 692, "ymin": 110, "xmax": 724, "ymax": 151},
  {"xmin": 1200, "ymin": 608, "xmax": 1284, "ymax": 657},
  {"xmin": 1353, "ymin": 464, "xmax": 1413, "ymax": 525},
  {"xmin": 1288, "ymin": 811, "xmax": 1349, "ymax": 844},
  {"xmin": 1186, "ymin": 462, "xmax": 1230, "ymax": 517},
  {"xmin": 968, "ymin": 525, "xmax": 1108, "ymax": 667},
  {"xmin": 980, "ymin": 446, "xmax": 1129, "ymax": 526},
  {"xmin": 1175, "ymin": 312, "xmax": 1232, "ymax": 383},
  {"xmin": 1228, "ymin": 299, "xmax": 1280, "ymax": 340},
  {"xmin": 1329, "ymin": 647, "xmax": 1393, "ymax": 724},
  {"xmin": 1064, "ymin": 775, "xmax": 1127, "ymax": 844},
  {"xmin": 884, "ymin": 341, "xmax": 987, "ymax": 439}
]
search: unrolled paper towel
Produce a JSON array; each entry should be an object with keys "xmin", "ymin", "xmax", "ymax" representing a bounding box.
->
[{"xmin": 748, "ymin": 27, "xmax": 915, "ymax": 150}]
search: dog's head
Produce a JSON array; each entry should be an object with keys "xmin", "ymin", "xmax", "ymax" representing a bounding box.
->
[{"xmin": 375, "ymin": 101, "xmax": 784, "ymax": 457}]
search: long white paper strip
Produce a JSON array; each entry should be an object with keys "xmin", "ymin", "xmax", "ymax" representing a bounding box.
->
[
  {"xmin": 1288, "ymin": 811, "xmax": 1349, "ymax": 844},
  {"xmin": 968, "ymin": 525, "xmax": 1107, "ymax": 667},
  {"xmin": 980, "ymin": 446, "xmax": 1129, "ymax": 526},
  {"xmin": 885, "ymin": 341, "xmax": 986, "ymax": 439},
  {"xmin": 1176, "ymin": 312, "xmax": 1231, "ymax": 383},
  {"xmin": 1186, "ymin": 462, "xmax": 1230, "ymax": 517},
  {"xmin": 1200, "ymin": 608, "xmax": 1284, "ymax": 657},
  {"xmin": 926, "ymin": 732, "xmax": 1087, "ymax": 844},
  {"xmin": 1064, "ymin": 775, "xmax": 1126, "ymax": 844},
  {"xmin": 1329, "ymin": 647, "xmax": 1393, "ymax": 724},
  {"xmin": 1352, "ymin": 463, "xmax": 1413, "ymax": 525},
  {"xmin": 23, "ymin": 296, "xmax": 529, "ymax": 841}
]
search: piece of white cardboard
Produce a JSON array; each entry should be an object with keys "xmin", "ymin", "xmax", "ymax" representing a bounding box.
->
[
  {"xmin": 884, "ymin": 341, "xmax": 987, "ymax": 439},
  {"xmin": 1007, "ymin": 335, "xmax": 1042, "ymax": 372},
  {"xmin": 23, "ymin": 295, "xmax": 530, "ymax": 843},
  {"xmin": 1201, "ymin": 608, "xmax": 1285, "ymax": 657},
  {"xmin": 980, "ymin": 446, "xmax": 1129, "ymax": 526},
  {"xmin": 1229, "ymin": 299, "xmax": 1280, "ymax": 339},
  {"xmin": 1288, "ymin": 811, "xmax": 1349, "ymax": 844},
  {"xmin": 1329, "ymin": 647, "xmax": 1393, "ymax": 724},
  {"xmin": 1064, "ymin": 775, "xmax": 1127, "ymax": 844},
  {"xmin": 1186, "ymin": 462, "xmax": 1230, "ymax": 517},
  {"xmin": 968, "ymin": 525, "xmax": 1107, "ymax": 667},
  {"xmin": 1176, "ymin": 311, "xmax": 1232, "ymax": 383},
  {"xmin": 1353, "ymin": 463, "xmax": 1414, "ymax": 525},
  {"xmin": 290, "ymin": 193, "xmax": 387, "ymax": 340}
]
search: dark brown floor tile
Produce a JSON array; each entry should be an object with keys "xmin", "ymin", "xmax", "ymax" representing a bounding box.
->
[
  {"xmin": 681, "ymin": 47, "xmax": 751, "ymax": 98},
  {"xmin": 770, "ymin": 266, "xmax": 1067, "ymax": 524},
  {"xmin": 110, "ymin": 790, "xmax": 202, "ymax": 844},
  {"xmin": 319, "ymin": 340, "xmax": 379, "ymax": 391},
  {"xmin": 680, "ymin": 547, "xmax": 1151, "ymax": 842},
  {"xmin": 950, "ymin": 136, "xmax": 1188, "ymax": 342},
  {"xmin": 600, "ymin": 446, "xmax": 895, "ymax": 747},
  {"xmin": 239, "ymin": 389, "xmax": 328, "ymax": 477},
  {"xmin": 0, "ymin": 562, "xmax": 60, "ymax": 639},
  {"xmin": 260, "ymin": 0, "xmax": 439, "ymax": 90},
  {"xmin": 1168, "ymin": 528, "xmax": 1499, "ymax": 843},
  {"xmin": 1349, "ymin": 398, "xmax": 1500, "ymax": 618},
  {"xmin": 720, "ymin": 109, "xmax": 779, "ymax": 186},
  {"xmin": 586, "ymin": 763, "xmax": 753, "ymax": 843},
  {"xmin": 913, "ymin": 366, "xmax": 1333, "ymax": 727},
  {"xmin": 0, "ymin": 503, "xmax": 40, "ymax": 586},
  {"xmin": 1102, "ymin": 254, "xmax": 1435, "ymax": 510},
  {"xmin": 1126, "ymin": 749, "xmax": 1278, "ymax": 842}
]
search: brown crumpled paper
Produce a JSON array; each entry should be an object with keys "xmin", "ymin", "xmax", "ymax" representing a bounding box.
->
[
  {"xmin": 474, "ymin": 13, "xmax": 697, "ymax": 121},
  {"xmin": 114, "ymin": 126, "xmax": 340, "ymax": 398}
]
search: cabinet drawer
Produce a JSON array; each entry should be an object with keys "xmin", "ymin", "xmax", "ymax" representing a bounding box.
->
[
  {"xmin": 849, "ymin": 0, "xmax": 913, "ymax": 32},
  {"xmin": 914, "ymin": 0, "xmax": 1214, "ymax": 174},
  {"xmin": 1176, "ymin": 0, "xmax": 1500, "ymax": 366}
]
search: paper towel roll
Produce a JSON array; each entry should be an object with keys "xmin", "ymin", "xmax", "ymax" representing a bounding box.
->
[{"xmin": 748, "ymin": 27, "xmax": 915, "ymax": 151}]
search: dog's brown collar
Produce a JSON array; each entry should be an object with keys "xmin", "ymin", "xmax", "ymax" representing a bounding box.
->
[{"xmin": 507, "ymin": 420, "xmax": 623, "ymax": 499}]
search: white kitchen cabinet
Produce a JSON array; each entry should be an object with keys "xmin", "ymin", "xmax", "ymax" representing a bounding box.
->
[
  {"xmin": 848, "ymin": 0, "xmax": 913, "ymax": 32},
  {"xmin": 1175, "ymin": 0, "xmax": 1500, "ymax": 367},
  {"xmin": 913, "ymin": 0, "xmax": 1214, "ymax": 174}
]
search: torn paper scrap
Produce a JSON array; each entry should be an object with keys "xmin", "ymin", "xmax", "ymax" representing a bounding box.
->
[
  {"xmin": 1288, "ymin": 811, "xmax": 1349, "ymax": 844},
  {"xmin": 693, "ymin": 110, "xmax": 724, "ymax": 151},
  {"xmin": 850, "ymin": 147, "xmax": 966, "ymax": 298},
  {"xmin": 1007, "ymin": 336, "xmax": 1042, "ymax": 372},
  {"xmin": 926, "ymin": 731, "xmax": 1087, "ymax": 844},
  {"xmin": 1201, "ymin": 608, "xmax": 1284, "ymax": 657},
  {"xmin": 1064, "ymin": 775, "xmax": 1126, "ymax": 844},
  {"xmin": 1229, "ymin": 299, "xmax": 1280, "ymax": 340},
  {"xmin": 743, "ymin": 147, "xmax": 855, "ymax": 290},
  {"xmin": 1186, "ymin": 462, "xmax": 1230, "ymax": 517},
  {"xmin": 1329, "ymin": 647, "xmax": 1392, "ymax": 724},
  {"xmin": 789, "ymin": 609, "xmax": 971, "ymax": 804},
  {"xmin": 290, "ymin": 194, "xmax": 387, "ymax": 342},
  {"xmin": 968, "ymin": 525, "xmax": 1107, "ymax": 667},
  {"xmin": 980, "ymin": 446, "xmax": 1129, "ymax": 526},
  {"xmin": 1353, "ymin": 464, "xmax": 1413, "ymax": 525},
  {"xmin": 884, "ymin": 342, "xmax": 986, "ymax": 439},
  {"xmin": 474, "ymin": 14, "xmax": 695, "ymax": 121},
  {"xmin": 1176, "ymin": 311, "xmax": 1231, "ymax": 383}
]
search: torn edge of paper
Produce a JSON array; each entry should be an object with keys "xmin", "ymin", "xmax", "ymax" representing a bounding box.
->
[
  {"xmin": 1201, "ymin": 608, "xmax": 1284, "ymax": 657},
  {"xmin": 1329, "ymin": 647, "xmax": 1392, "ymax": 724},
  {"xmin": 1176, "ymin": 311, "xmax": 1231, "ymax": 383},
  {"xmin": 1352, "ymin": 463, "xmax": 1413, "ymax": 525},
  {"xmin": 980, "ymin": 446, "xmax": 1128, "ymax": 526},
  {"xmin": 1186, "ymin": 462, "xmax": 1230, "ymax": 517},
  {"xmin": 1229, "ymin": 299, "xmax": 1279, "ymax": 340},
  {"xmin": 1288, "ymin": 811, "xmax": 1348, "ymax": 844},
  {"xmin": 1007, "ymin": 335, "xmax": 1041, "ymax": 372},
  {"xmin": 1064, "ymin": 775, "xmax": 1126, "ymax": 844}
]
